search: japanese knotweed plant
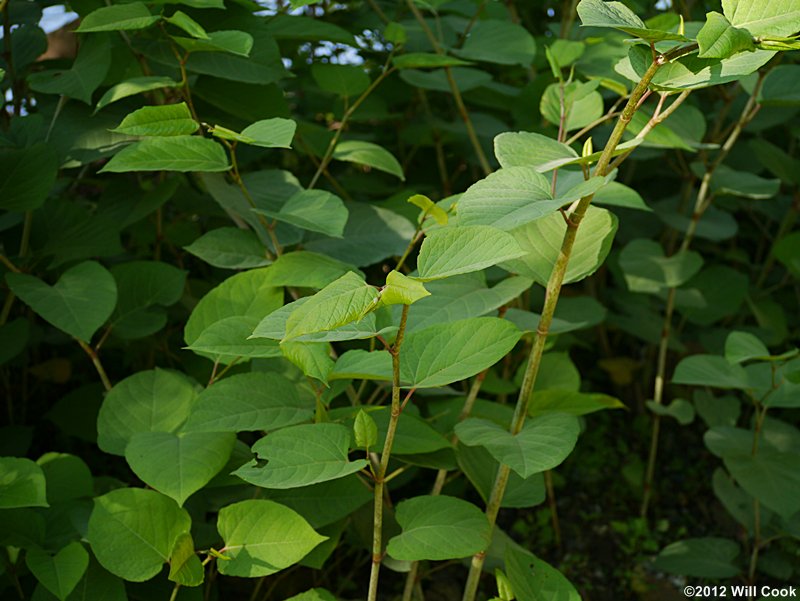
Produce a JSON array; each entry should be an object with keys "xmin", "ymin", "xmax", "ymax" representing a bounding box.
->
[{"xmin": 1, "ymin": 0, "xmax": 800, "ymax": 600}]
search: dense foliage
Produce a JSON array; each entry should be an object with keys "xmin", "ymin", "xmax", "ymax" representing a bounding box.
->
[{"xmin": 1, "ymin": 0, "xmax": 799, "ymax": 599}]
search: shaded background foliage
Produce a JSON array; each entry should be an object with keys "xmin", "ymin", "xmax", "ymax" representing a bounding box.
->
[{"xmin": 1, "ymin": 0, "xmax": 799, "ymax": 600}]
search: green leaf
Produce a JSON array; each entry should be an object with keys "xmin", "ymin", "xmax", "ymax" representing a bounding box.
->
[
  {"xmin": 722, "ymin": 0, "xmax": 800, "ymax": 36},
  {"xmin": 618, "ymin": 239, "xmax": 703, "ymax": 293},
  {"xmin": 353, "ymin": 410, "xmax": 378, "ymax": 449},
  {"xmin": 540, "ymin": 80, "xmax": 603, "ymax": 132},
  {"xmin": 592, "ymin": 182, "xmax": 651, "ymax": 211},
  {"xmin": 77, "ymin": 2, "xmax": 160, "ymax": 32},
  {"xmin": 646, "ymin": 399, "xmax": 695, "ymax": 425},
  {"xmin": 185, "ymin": 227, "xmax": 271, "ymax": 269},
  {"xmin": 387, "ymin": 496, "xmax": 490, "ymax": 560},
  {"xmin": 284, "ymin": 589, "xmax": 337, "ymax": 601},
  {"xmin": 367, "ymin": 409, "xmax": 451, "ymax": 455},
  {"xmin": 456, "ymin": 414, "xmax": 580, "ymax": 478},
  {"xmin": 211, "ymin": 117, "xmax": 296, "ymax": 148},
  {"xmin": 455, "ymin": 20, "xmax": 537, "ymax": 66},
  {"xmin": 217, "ymin": 499, "xmax": 326, "ymax": 577},
  {"xmin": 283, "ymin": 272, "xmax": 380, "ymax": 341},
  {"xmin": 725, "ymin": 331, "xmax": 770, "ymax": 364},
  {"xmin": 502, "ymin": 206, "xmax": 618, "ymax": 286},
  {"xmin": 654, "ymin": 538, "xmax": 741, "ymax": 578},
  {"xmin": 168, "ymin": 532, "xmax": 204, "ymax": 587},
  {"xmin": 380, "ymin": 270, "xmax": 430, "ymax": 306},
  {"xmin": 265, "ymin": 252, "xmax": 360, "ymax": 288},
  {"xmin": 95, "ymin": 76, "xmax": 179, "ymax": 112},
  {"xmin": 266, "ymin": 14, "xmax": 356, "ymax": 45},
  {"xmin": 725, "ymin": 450, "xmax": 800, "ymax": 518},
  {"xmin": 234, "ymin": 423, "xmax": 367, "ymax": 489},
  {"xmin": 416, "ymin": 225, "xmax": 526, "ymax": 281},
  {"xmin": 111, "ymin": 103, "xmax": 198, "ymax": 137},
  {"xmin": 28, "ymin": 34, "xmax": 111, "ymax": 104},
  {"xmin": 280, "ymin": 341, "xmax": 334, "ymax": 383},
  {"xmin": 187, "ymin": 315, "xmax": 279, "ymax": 359},
  {"xmin": 125, "ymin": 431, "xmax": 235, "ymax": 506},
  {"xmin": 0, "ymin": 144, "xmax": 59, "ymax": 212},
  {"xmin": 88, "ymin": 488, "xmax": 191, "ymax": 582},
  {"xmin": 759, "ymin": 65, "xmax": 800, "ymax": 106},
  {"xmin": 399, "ymin": 67, "xmax": 491, "ymax": 93},
  {"xmin": 183, "ymin": 372, "xmax": 314, "ymax": 433},
  {"xmin": 185, "ymin": 267, "xmax": 283, "ymax": 363},
  {"xmin": 0, "ymin": 457, "xmax": 48, "ymax": 508},
  {"xmin": 697, "ymin": 11, "xmax": 755, "ymax": 59},
  {"xmin": 577, "ymin": 0, "xmax": 687, "ymax": 41},
  {"xmin": 528, "ymin": 390, "xmax": 626, "ymax": 418},
  {"xmin": 505, "ymin": 546, "xmax": 581, "ymax": 601},
  {"xmin": 101, "ymin": 136, "xmax": 230, "ymax": 173},
  {"xmin": 7, "ymin": 261, "xmax": 117, "ymax": 343},
  {"xmin": 706, "ymin": 164, "xmax": 780, "ymax": 199},
  {"xmin": 97, "ymin": 368, "xmax": 196, "ymax": 456},
  {"xmin": 458, "ymin": 444, "xmax": 545, "ymax": 509},
  {"xmin": 254, "ymin": 190, "xmax": 348, "ymax": 237},
  {"xmin": 26, "ymin": 542, "xmax": 89, "ymax": 601},
  {"xmin": 329, "ymin": 349, "xmax": 393, "ymax": 381},
  {"xmin": 311, "ymin": 64, "xmax": 369, "ymax": 97},
  {"xmin": 494, "ymin": 131, "xmax": 578, "ymax": 172},
  {"xmin": 401, "ymin": 318, "xmax": 521, "ymax": 388},
  {"xmin": 173, "ymin": 30, "xmax": 254, "ymax": 57},
  {"xmin": 408, "ymin": 193, "xmax": 449, "ymax": 225},
  {"xmin": 36, "ymin": 452, "xmax": 93, "ymax": 504},
  {"xmin": 672, "ymin": 355, "xmax": 749, "ymax": 389},
  {"xmin": 165, "ymin": 11, "xmax": 209, "ymax": 39},
  {"xmin": 109, "ymin": 261, "xmax": 187, "ymax": 339},
  {"xmin": 332, "ymin": 140, "xmax": 404, "ymax": 180},
  {"xmin": 393, "ymin": 53, "xmax": 472, "ymax": 69}
]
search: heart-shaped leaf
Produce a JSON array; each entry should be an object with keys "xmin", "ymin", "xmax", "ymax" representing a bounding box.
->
[
  {"xmin": 456, "ymin": 414, "xmax": 580, "ymax": 478},
  {"xmin": 26, "ymin": 542, "xmax": 89, "ymax": 601},
  {"xmin": 7, "ymin": 261, "xmax": 117, "ymax": 343},
  {"xmin": 125, "ymin": 431, "xmax": 236, "ymax": 506}
]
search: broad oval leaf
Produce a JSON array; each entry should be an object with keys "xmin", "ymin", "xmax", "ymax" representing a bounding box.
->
[
  {"xmin": 653, "ymin": 538, "xmax": 740, "ymax": 578},
  {"xmin": 77, "ymin": 2, "xmax": 160, "ymax": 32},
  {"xmin": 416, "ymin": 225, "xmax": 527, "ymax": 281},
  {"xmin": 0, "ymin": 457, "xmax": 48, "ymax": 509},
  {"xmin": 100, "ymin": 136, "xmax": 230, "ymax": 173},
  {"xmin": 111, "ymin": 103, "xmax": 198, "ymax": 137},
  {"xmin": 234, "ymin": 423, "xmax": 367, "ymax": 489},
  {"xmin": 400, "ymin": 317, "xmax": 522, "ymax": 388},
  {"xmin": 7, "ymin": 261, "xmax": 117, "ymax": 343},
  {"xmin": 88, "ymin": 488, "xmax": 191, "ymax": 582},
  {"xmin": 26, "ymin": 542, "xmax": 89, "ymax": 601},
  {"xmin": 387, "ymin": 496, "xmax": 490, "ymax": 561},
  {"xmin": 184, "ymin": 227, "xmax": 271, "ymax": 269},
  {"xmin": 332, "ymin": 140, "xmax": 404, "ymax": 180},
  {"xmin": 253, "ymin": 189, "xmax": 348, "ymax": 237},
  {"xmin": 217, "ymin": 499, "xmax": 327, "ymax": 577}
]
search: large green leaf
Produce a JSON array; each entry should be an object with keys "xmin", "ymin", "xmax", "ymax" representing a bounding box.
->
[
  {"xmin": 387, "ymin": 496, "xmax": 490, "ymax": 560},
  {"xmin": 501, "ymin": 206, "xmax": 618, "ymax": 286},
  {"xmin": 724, "ymin": 331, "xmax": 770, "ymax": 364},
  {"xmin": 653, "ymin": 538, "xmax": 741, "ymax": 578},
  {"xmin": 36, "ymin": 452, "xmax": 93, "ymax": 504},
  {"xmin": 173, "ymin": 30, "xmax": 254, "ymax": 56},
  {"xmin": 264, "ymin": 251, "xmax": 359, "ymax": 288},
  {"xmin": 577, "ymin": 0, "xmax": 687, "ymax": 41},
  {"xmin": 0, "ymin": 144, "xmax": 59, "ymax": 211},
  {"xmin": 540, "ymin": 80, "xmax": 604, "ymax": 132},
  {"xmin": 211, "ymin": 117, "xmax": 296, "ymax": 148},
  {"xmin": 88, "ymin": 488, "xmax": 191, "ymax": 582},
  {"xmin": 456, "ymin": 414, "xmax": 580, "ymax": 478},
  {"xmin": 168, "ymin": 532, "xmax": 204, "ymax": 587},
  {"xmin": 332, "ymin": 140, "xmax": 404, "ymax": 180},
  {"xmin": 125, "ymin": 431, "xmax": 235, "ymax": 506},
  {"xmin": 400, "ymin": 317, "xmax": 522, "ymax": 388},
  {"xmin": 724, "ymin": 451, "xmax": 800, "ymax": 518},
  {"xmin": 185, "ymin": 316, "xmax": 282, "ymax": 360},
  {"xmin": 97, "ymin": 369, "xmax": 196, "ymax": 456},
  {"xmin": 311, "ymin": 64, "xmax": 369, "ymax": 97},
  {"xmin": 234, "ymin": 423, "xmax": 368, "ymax": 489},
  {"xmin": 722, "ymin": 0, "xmax": 800, "ymax": 36},
  {"xmin": 182, "ymin": 372, "xmax": 314, "ymax": 433},
  {"xmin": 505, "ymin": 546, "xmax": 581, "ymax": 601},
  {"xmin": 111, "ymin": 103, "xmax": 198, "ymax": 137},
  {"xmin": 7, "ymin": 261, "xmax": 117, "ymax": 343},
  {"xmin": 458, "ymin": 444, "xmax": 545, "ymax": 509},
  {"xmin": 95, "ymin": 76, "xmax": 179, "ymax": 112},
  {"xmin": 26, "ymin": 542, "xmax": 89, "ymax": 601},
  {"xmin": 494, "ymin": 131, "xmax": 578, "ymax": 171},
  {"xmin": 697, "ymin": 12, "xmax": 755, "ymax": 59},
  {"xmin": 77, "ymin": 2, "xmax": 160, "ymax": 32},
  {"xmin": 0, "ymin": 457, "xmax": 48, "ymax": 508},
  {"xmin": 672, "ymin": 355, "xmax": 749, "ymax": 389},
  {"xmin": 618, "ymin": 239, "xmax": 703, "ymax": 293},
  {"xmin": 217, "ymin": 499, "xmax": 326, "ymax": 577},
  {"xmin": 455, "ymin": 20, "xmax": 536, "ymax": 66},
  {"xmin": 253, "ymin": 190, "xmax": 348, "ymax": 237},
  {"xmin": 282, "ymin": 272, "xmax": 380, "ymax": 341},
  {"xmin": 185, "ymin": 227, "xmax": 271, "ymax": 269},
  {"xmin": 28, "ymin": 34, "xmax": 111, "ymax": 104},
  {"xmin": 759, "ymin": 65, "xmax": 800, "ymax": 106},
  {"xmin": 100, "ymin": 136, "xmax": 230, "ymax": 172},
  {"xmin": 416, "ymin": 225, "xmax": 526, "ymax": 281}
]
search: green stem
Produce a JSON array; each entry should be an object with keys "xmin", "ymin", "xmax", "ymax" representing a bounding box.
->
[
  {"xmin": 77, "ymin": 339, "xmax": 112, "ymax": 392},
  {"xmin": 640, "ymin": 77, "xmax": 763, "ymax": 518},
  {"xmin": 461, "ymin": 57, "xmax": 663, "ymax": 601},
  {"xmin": 367, "ymin": 304, "xmax": 410, "ymax": 601},
  {"xmin": 404, "ymin": 0, "xmax": 492, "ymax": 176},
  {"xmin": 309, "ymin": 60, "xmax": 396, "ymax": 189}
]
